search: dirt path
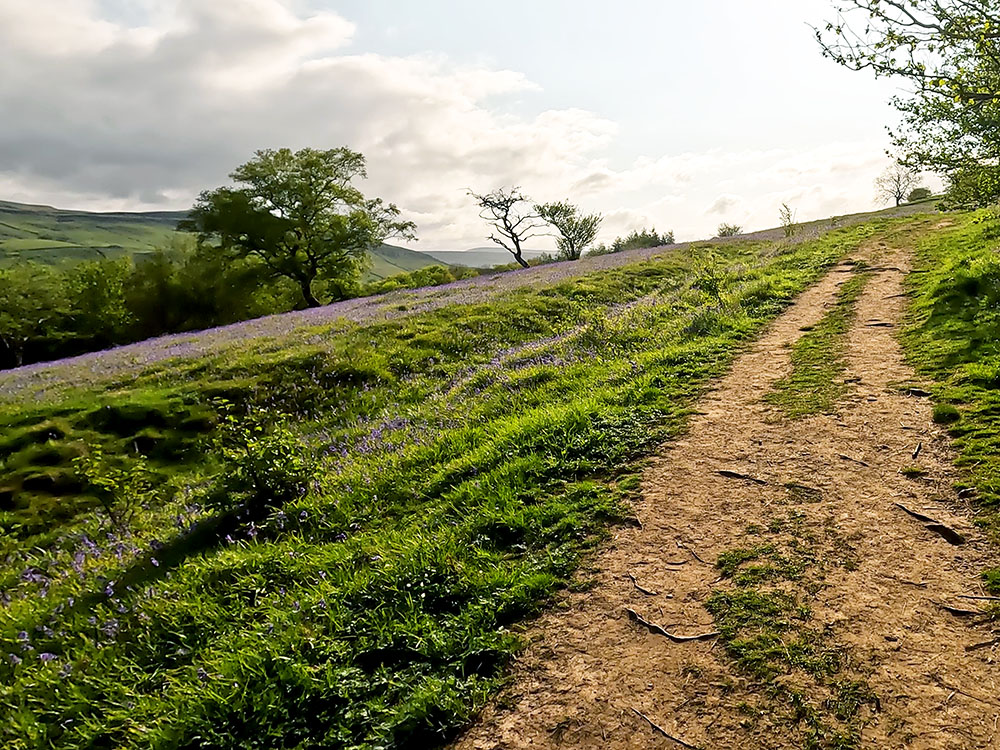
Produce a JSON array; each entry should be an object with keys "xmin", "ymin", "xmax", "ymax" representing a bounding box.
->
[{"xmin": 455, "ymin": 238, "xmax": 1000, "ymax": 749}]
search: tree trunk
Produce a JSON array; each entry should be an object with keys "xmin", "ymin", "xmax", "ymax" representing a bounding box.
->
[
  {"xmin": 511, "ymin": 250, "xmax": 529, "ymax": 269},
  {"xmin": 298, "ymin": 278, "xmax": 322, "ymax": 308}
]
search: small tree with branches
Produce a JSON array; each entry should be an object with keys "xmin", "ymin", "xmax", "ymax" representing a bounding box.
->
[
  {"xmin": 469, "ymin": 187, "xmax": 545, "ymax": 268},
  {"xmin": 875, "ymin": 164, "xmax": 920, "ymax": 206},
  {"xmin": 535, "ymin": 201, "xmax": 602, "ymax": 260}
]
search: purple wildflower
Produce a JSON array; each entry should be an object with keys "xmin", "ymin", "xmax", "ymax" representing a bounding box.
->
[
  {"xmin": 9, "ymin": 653, "xmax": 21, "ymax": 665},
  {"xmin": 38, "ymin": 652, "xmax": 56, "ymax": 662}
]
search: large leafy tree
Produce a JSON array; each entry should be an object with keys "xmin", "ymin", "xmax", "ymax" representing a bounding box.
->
[
  {"xmin": 181, "ymin": 148, "xmax": 416, "ymax": 307},
  {"xmin": 817, "ymin": 1, "xmax": 1000, "ymax": 201}
]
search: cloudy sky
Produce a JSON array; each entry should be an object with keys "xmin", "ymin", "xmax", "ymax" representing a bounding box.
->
[{"xmin": 1, "ymin": 1, "xmax": 924, "ymax": 251}]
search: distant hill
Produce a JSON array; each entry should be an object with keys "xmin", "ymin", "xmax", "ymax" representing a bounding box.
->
[
  {"xmin": 421, "ymin": 247, "xmax": 548, "ymax": 268},
  {"xmin": 0, "ymin": 200, "xmax": 437, "ymax": 280}
]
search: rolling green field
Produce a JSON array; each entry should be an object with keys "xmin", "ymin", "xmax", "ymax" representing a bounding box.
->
[
  {"xmin": 0, "ymin": 200, "xmax": 436, "ymax": 280},
  {"xmin": 4, "ymin": 207, "xmax": 1000, "ymax": 748}
]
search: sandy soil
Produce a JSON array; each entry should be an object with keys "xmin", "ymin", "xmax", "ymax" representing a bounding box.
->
[{"xmin": 453, "ymin": 237, "xmax": 1000, "ymax": 749}]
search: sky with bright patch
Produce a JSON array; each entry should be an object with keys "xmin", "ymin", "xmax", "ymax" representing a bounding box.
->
[{"xmin": 0, "ymin": 0, "xmax": 929, "ymax": 250}]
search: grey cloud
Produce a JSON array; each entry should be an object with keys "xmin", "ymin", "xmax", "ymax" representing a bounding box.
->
[{"xmin": 706, "ymin": 195, "xmax": 739, "ymax": 215}]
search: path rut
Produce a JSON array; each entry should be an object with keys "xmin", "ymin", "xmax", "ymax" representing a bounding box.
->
[{"xmin": 454, "ymin": 236, "xmax": 1000, "ymax": 749}]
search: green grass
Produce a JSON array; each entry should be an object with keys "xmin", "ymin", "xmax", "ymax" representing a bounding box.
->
[
  {"xmin": 767, "ymin": 265, "xmax": 872, "ymax": 417},
  {"xmin": 900, "ymin": 209, "xmax": 1000, "ymax": 588},
  {"xmin": 0, "ymin": 200, "xmax": 435, "ymax": 280},
  {"xmin": 0, "ymin": 220, "xmax": 900, "ymax": 748},
  {"xmin": 707, "ymin": 516, "xmax": 875, "ymax": 749}
]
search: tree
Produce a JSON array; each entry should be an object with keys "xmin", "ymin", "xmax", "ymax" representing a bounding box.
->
[
  {"xmin": 0, "ymin": 265, "xmax": 68, "ymax": 368},
  {"xmin": 875, "ymin": 164, "xmax": 921, "ymax": 206},
  {"xmin": 817, "ymin": 1, "xmax": 1000, "ymax": 202},
  {"xmin": 717, "ymin": 223, "xmax": 742, "ymax": 237},
  {"xmin": 181, "ymin": 147, "xmax": 416, "ymax": 308},
  {"xmin": 907, "ymin": 187, "xmax": 933, "ymax": 202},
  {"xmin": 469, "ymin": 187, "xmax": 546, "ymax": 268},
  {"xmin": 535, "ymin": 201, "xmax": 602, "ymax": 260}
]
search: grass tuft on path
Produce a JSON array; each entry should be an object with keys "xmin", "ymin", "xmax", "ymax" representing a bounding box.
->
[
  {"xmin": 707, "ymin": 517, "xmax": 877, "ymax": 750},
  {"xmin": 767, "ymin": 266, "xmax": 872, "ymax": 418}
]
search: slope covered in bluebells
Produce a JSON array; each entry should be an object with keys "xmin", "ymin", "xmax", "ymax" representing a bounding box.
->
[{"xmin": 0, "ymin": 216, "xmax": 915, "ymax": 748}]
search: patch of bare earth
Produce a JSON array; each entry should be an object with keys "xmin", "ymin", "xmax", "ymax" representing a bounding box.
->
[{"xmin": 454, "ymin": 239, "xmax": 1000, "ymax": 749}]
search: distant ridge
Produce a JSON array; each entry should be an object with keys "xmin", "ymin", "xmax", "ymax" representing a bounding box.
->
[
  {"xmin": 0, "ymin": 200, "xmax": 436, "ymax": 279},
  {"xmin": 420, "ymin": 247, "xmax": 548, "ymax": 268}
]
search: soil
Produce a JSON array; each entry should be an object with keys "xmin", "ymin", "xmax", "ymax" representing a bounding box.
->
[{"xmin": 453, "ymin": 238, "xmax": 1000, "ymax": 749}]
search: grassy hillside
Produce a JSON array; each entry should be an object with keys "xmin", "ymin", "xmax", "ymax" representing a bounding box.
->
[
  {"xmin": 901, "ymin": 210, "xmax": 1000, "ymax": 579},
  {"xmin": 0, "ymin": 211, "xmax": 930, "ymax": 748},
  {"xmin": 0, "ymin": 200, "xmax": 436, "ymax": 280},
  {"xmin": 0, "ymin": 201, "xmax": 182, "ymax": 265}
]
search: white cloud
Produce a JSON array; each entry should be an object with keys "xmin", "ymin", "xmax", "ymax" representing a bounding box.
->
[{"xmin": 0, "ymin": 0, "xmax": 900, "ymax": 250}]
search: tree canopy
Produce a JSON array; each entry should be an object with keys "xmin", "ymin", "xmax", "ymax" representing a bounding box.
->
[
  {"xmin": 181, "ymin": 147, "xmax": 415, "ymax": 307},
  {"xmin": 817, "ymin": 1, "xmax": 1000, "ymax": 203},
  {"xmin": 536, "ymin": 201, "xmax": 602, "ymax": 260}
]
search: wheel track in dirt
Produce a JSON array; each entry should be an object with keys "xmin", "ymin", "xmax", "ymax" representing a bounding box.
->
[{"xmin": 454, "ymin": 231, "xmax": 1000, "ymax": 749}]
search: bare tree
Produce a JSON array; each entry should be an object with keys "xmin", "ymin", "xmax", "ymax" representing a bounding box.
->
[
  {"xmin": 875, "ymin": 164, "xmax": 920, "ymax": 207},
  {"xmin": 469, "ymin": 187, "xmax": 546, "ymax": 268},
  {"xmin": 535, "ymin": 201, "xmax": 602, "ymax": 260}
]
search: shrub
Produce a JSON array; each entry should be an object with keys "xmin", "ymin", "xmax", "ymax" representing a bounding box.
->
[
  {"xmin": 717, "ymin": 223, "xmax": 743, "ymax": 237},
  {"xmin": 202, "ymin": 415, "xmax": 316, "ymax": 514},
  {"xmin": 363, "ymin": 265, "xmax": 479, "ymax": 295},
  {"xmin": 586, "ymin": 228, "xmax": 674, "ymax": 257},
  {"xmin": 939, "ymin": 165, "xmax": 1000, "ymax": 210},
  {"xmin": 73, "ymin": 446, "xmax": 158, "ymax": 533},
  {"xmin": 779, "ymin": 204, "xmax": 796, "ymax": 238},
  {"xmin": 906, "ymin": 187, "xmax": 932, "ymax": 202}
]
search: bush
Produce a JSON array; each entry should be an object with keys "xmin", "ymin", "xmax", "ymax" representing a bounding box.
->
[
  {"xmin": 779, "ymin": 203, "xmax": 796, "ymax": 238},
  {"xmin": 939, "ymin": 165, "xmax": 1000, "ymax": 210},
  {"xmin": 717, "ymin": 223, "xmax": 743, "ymax": 237},
  {"xmin": 586, "ymin": 228, "xmax": 674, "ymax": 257},
  {"xmin": 363, "ymin": 265, "xmax": 479, "ymax": 295},
  {"xmin": 906, "ymin": 187, "xmax": 932, "ymax": 202},
  {"xmin": 202, "ymin": 415, "xmax": 316, "ymax": 514},
  {"xmin": 73, "ymin": 446, "xmax": 158, "ymax": 533}
]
